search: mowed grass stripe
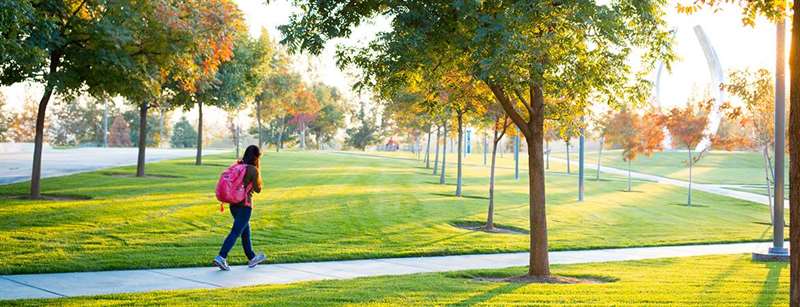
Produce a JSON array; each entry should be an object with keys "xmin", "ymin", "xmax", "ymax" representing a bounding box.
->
[{"xmin": 0, "ymin": 151, "xmax": 782, "ymax": 274}]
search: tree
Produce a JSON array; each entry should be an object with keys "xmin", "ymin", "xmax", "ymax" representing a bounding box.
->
[
  {"xmin": 164, "ymin": 0, "xmax": 246, "ymax": 166},
  {"xmin": 50, "ymin": 97, "xmax": 104, "ymax": 146},
  {"xmin": 170, "ymin": 117, "xmax": 197, "ymax": 148},
  {"xmin": 550, "ymin": 113, "xmax": 584, "ymax": 174},
  {"xmin": 591, "ymin": 111, "xmax": 614, "ymax": 180},
  {"xmin": 721, "ymin": 68, "xmax": 785, "ymax": 217},
  {"xmin": 678, "ymin": 2, "xmax": 798, "ymax": 303},
  {"xmin": 282, "ymin": 0, "xmax": 673, "ymax": 278},
  {"xmin": 346, "ymin": 102, "xmax": 380, "ymax": 150},
  {"xmin": 0, "ymin": 1, "xmax": 180, "ymax": 195},
  {"xmin": 605, "ymin": 109, "xmax": 665, "ymax": 192},
  {"xmin": 255, "ymin": 54, "xmax": 302, "ymax": 152},
  {"xmin": 8, "ymin": 95, "xmax": 42, "ymax": 143},
  {"xmin": 485, "ymin": 104, "xmax": 512, "ymax": 230},
  {"xmin": 0, "ymin": 93, "xmax": 9, "ymax": 142},
  {"xmin": 250, "ymin": 28, "xmax": 276, "ymax": 149},
  {"xmin": 288, "ymin": 85, "xmax": 321, "ymax": 150},
  {"xmin": 108, "ymin": 115, "xmax": 132, "ymax": 147},
  {"xmin": 663, "ymin": 98, "xmax": 737, "ymax": 206},
  {"xmin": 123, "ymin": 110, "xmax": 161, "ymax": 147}
]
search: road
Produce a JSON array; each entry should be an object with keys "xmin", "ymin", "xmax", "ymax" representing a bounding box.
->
[{"xmin": 0, "ymin": 147, "xmax": 226, "ymax": 185}]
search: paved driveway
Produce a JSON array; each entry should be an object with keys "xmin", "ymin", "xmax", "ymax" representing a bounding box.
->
[{"xmin": 0, "ymin": 148, "xmax": 227, "ymax": 185}]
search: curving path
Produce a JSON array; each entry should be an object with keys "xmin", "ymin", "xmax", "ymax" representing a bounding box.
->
[
  {"xmin": 0, "ymin": 241, "xmax": 788, "ymax": 301},
  {"xmin": 0, "ymin": 147, "xmax": 226, "ymax": 185}
]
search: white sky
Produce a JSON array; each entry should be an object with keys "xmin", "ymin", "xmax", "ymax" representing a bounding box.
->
[{"xmin": 0, "ymin": 0, "xmax": 785, "ymax": 129}]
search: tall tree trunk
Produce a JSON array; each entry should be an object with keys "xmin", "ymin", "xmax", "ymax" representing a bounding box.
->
[
  {"xmin": 195, "ymin": 101, "xmax": 203, "ymax": 165},
  {"xmin": 486, "ymin": 128, "xmax": 501, "ymax": 230},
  {"xmin": 440, "ymin": 118, "xmax": 448, "ymax": 184},
  {"xmin": 425, "ymin": 127, "xmax": 432, "ymax": 168},
  {"xmin": 565, "ymin": 142, "xmax": 571, "ymax": 174},
  {"xmin": 687, "ymin": 148, "xmax": 693, "ymax": 207},
  {"xmin": 257, "ymin": 100, "xmax": 263, "ymax": 149},
  {"xmin": 456, "ymin": 113, "xmax": 464, "ymax": 197},
  {"xmin": 526, "ymin": 90, "xmax": 549, "ymax": 277},
  {"xmin": 433, "ymin": 126, "xmax": 440, "ymax": 175},
  {"xmin": 30, "ymin": 83, "xmax": 56, "ymax": 198},
  {"xmin": 790, "ymin": 4, "xmax": 800, "ymax": 304},
  {"xmin": 136, "ymin": 102, "xmax": 148, "ymax": 177},
  {"xmin": 596, "ymin": 136, "xmax": 604, "ymax": 180},
  {"xmin": 30, "ymin": 53, "xmax": 61, "ymax": 198},
  {"xmin": 277, "ymin": 116, "xmax": 285, "ymax": 153}
]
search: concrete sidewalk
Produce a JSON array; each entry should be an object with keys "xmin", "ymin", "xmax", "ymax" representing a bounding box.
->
[
  {"xmin": 551, "ymin": 157, "xmax": 786, "ymax": 207},
  {"xmin": 0, "ymin": 241, "xmax": 787, "ymax": 301}
]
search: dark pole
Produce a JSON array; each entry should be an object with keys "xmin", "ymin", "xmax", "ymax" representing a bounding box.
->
[{"xmin": 772, "ymin": 14, "xmax": 788, "ymax": 255}]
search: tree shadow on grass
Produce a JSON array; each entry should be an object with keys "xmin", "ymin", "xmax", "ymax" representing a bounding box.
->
[
  {"xmin": 449, "ymin": 282, "xmax": 525, "ymax": 306},
  {"xmin": 0, "ymin": 193, "xmax": 93, "ymax": 201},
  {"xmin": 666, "ymin": 203, "xmax": 710, "ymax": 208},
  {"xmin": 754, "ymin": 261, "xmax": 787, "ymax": 306},
  {"xmin": 431, "ymin": 193, "xmax": 489, "ymax": 200},
  {"xmin": 426, "ymin": 181, "xmax": 457, "ymax": 186}
]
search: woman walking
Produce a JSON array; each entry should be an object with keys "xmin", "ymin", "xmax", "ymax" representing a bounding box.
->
[{"xmin": 213, "ymin": 145, "xmax": 266, "ymax": 270}]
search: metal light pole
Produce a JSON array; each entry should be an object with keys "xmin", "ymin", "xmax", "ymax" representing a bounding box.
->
[
  {"xmin": 754, "ymin": 12, "xmax": 789, "ymax": 261},
  {"xmin": 578, "ymin": 120, "xmax": 585, "ymax": 202}
]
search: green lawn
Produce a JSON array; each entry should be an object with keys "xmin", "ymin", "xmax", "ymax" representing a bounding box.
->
[
  {"xmin": 10, "ymin": 255, "xmax": 789, "ymax": 306},
  {"xmin": 551, "ymin": 149, "xmax": 790, "ymax": 185},
  {"xmin": 0, "ymin": 151, "xmax": 783, "ymax": 274}
]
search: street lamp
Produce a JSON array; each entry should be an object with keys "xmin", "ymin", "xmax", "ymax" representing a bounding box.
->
[{"xmin": 754, "ymin": 9, "xmax": 789, "ymax": 262}]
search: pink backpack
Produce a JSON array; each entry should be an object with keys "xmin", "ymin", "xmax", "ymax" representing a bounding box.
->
[{"xmin": 215, "ymin": 163, "xmax": 251, "ymax": 212}]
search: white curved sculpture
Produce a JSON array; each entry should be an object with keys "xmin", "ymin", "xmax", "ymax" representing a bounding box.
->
[
  {"xmin": 653, "ymin": 25, "xmax": 725, "ymax": 152},
  {"xmin": 692, "ymin": 25, "xmax": 725, "ymax": 153}
]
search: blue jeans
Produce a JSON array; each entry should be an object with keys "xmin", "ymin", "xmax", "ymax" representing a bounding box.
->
[{"xmin": 218, "ymin": 205, "xmax": 256, "ymax": 260}]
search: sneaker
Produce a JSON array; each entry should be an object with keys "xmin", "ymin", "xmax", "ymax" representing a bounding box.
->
[
  {"xmin": 213, "ymin": 255, "xmax": 230, "ymax": 271},
  {"xmin": 248, "ymin": 253, "xmax": 267, "ymax": 268}
]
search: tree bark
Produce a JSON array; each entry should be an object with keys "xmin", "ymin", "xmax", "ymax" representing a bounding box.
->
[
  {"xmin": 486, "ymin": 126, "xmax": 501, "ymax": 230},
  {"xmin": 788, "ymin": 2, "xmax": 799, "ymax": 305},
  {"xmin": 425, "ymin": 127, "xmax": 432, "ymax": 168},
  {"xmin": 136, "ymin": 102, "xmax": 148, "ymax": 177},
  {"xmin": 277, "ymin": 116, "xmax": 285, "ymax": 152},
  {"xmin": 30, "ymin": 83, "xmax": 55, "ymax": 198},
  {"xmin": 195, "ymin": 101, "xmax": 203, "ymax": 165},
  {"xmin": 525, "ymin": 92, "xmax": 550, "ymax": 277},
  {"xmin": 456, "ymin": 112, "xmax": 464, "ymax": 197},
  {"xmin": 30, "ymin": 53, "xmax": 62, "ymax": 198},
  {"xmin": 433, "ymin": 126, "xmax": 440, "ymax": 175},
  {"xmin": 440, "ymin": 118, "xmax": 448, "ymax": 184},
  {"xmin": 487, "ymin": 82, "xmax": 550, "ymax": 277}
]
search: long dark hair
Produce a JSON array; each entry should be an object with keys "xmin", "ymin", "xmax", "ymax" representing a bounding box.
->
[{"xmin": 240, "ymin": 145, "xmax": 262, "ymax": 189}]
